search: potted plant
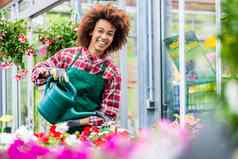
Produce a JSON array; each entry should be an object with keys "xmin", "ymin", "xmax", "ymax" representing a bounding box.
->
[
  {"xmin": 0, "ymin": 11, "xmax": 35, "ymax": 80},
  {"xmin": 37, "ymin": 21, "xmax": 77, "ymax": 59}
]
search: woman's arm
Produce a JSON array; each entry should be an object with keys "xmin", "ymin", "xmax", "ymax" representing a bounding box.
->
[{"xmin": 31, "ymin": 49, "xmax": 74, "ymax": 86}]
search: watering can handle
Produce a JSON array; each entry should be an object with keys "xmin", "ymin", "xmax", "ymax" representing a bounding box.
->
[
  {"xmin": 44, "ymin": 76, "xmax": 54, "ymax": 96},
  {"xmin": 44, "ymin": 76, "xmax": 78, "ymax": 100}
]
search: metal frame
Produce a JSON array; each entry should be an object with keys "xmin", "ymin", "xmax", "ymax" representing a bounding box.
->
[
  {"xmin": 137, "ymin": 0, "xmax": 162, "ymax": 128},
  {"xmin": 215, "ymin": 0, "xmax": 221, "ymax": 95},
  {"xmin": 9, "ymin": 0, "xmax": 21, "ymax": 130},
  {"xmin": 26, "ymin": 18, "xmax": 34, "ymax": 130},
  {"xmin": 118, "ymin": 0, "xmax": 128, "ymax": 129},
  {"xmin": 19, "ymin": 0, "xmax": 70, "ymax": 19},
  {"xmin": 178, "ymin": 0, "xmax": 186, "ymax": 127}
]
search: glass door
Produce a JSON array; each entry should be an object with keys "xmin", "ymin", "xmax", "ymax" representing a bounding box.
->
[{"xmin": 162, "ymin": 0, "xmax": 217, "ymax": 119}]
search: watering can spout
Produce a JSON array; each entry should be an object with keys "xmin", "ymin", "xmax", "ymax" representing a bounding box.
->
[{"xmin": 57, "ymin": 107, "xmax": 97, "ymax": 123}]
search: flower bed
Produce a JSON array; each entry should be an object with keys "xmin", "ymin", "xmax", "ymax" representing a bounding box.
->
[{"xmin": 0, "ymin": 116, "xmax": 201, "ymax": 159}]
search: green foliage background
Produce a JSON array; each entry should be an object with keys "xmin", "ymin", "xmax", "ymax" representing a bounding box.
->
[{"xmin": 219, "ymin": 0, "xmax": 238, "ymax": 143}]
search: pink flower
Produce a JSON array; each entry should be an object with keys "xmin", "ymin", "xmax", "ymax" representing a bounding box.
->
[
  {"xmin": 7, "ymin": 139, "xmax": 49, "ymax": 159},
  {"xmin": 206, "ymin": 52, "xmax": 216, "ymax": 62},
  {"xmin": 15, "ymin": 69, "xmax": 28, "ymax": 80},
  {"xmin": 101, "ymin": 134, "xmax": 136, "ymax": 159},
  {"xmin": 38, "ymin": 45, "xmax": 48, "ymax": 56},
  {"xmin": 0, "ymin": 62, "xmax": 13, "ymax": 69},
  {"xmin": 18, "ymin": 34, "xmax": 27, "ymax": 43}
]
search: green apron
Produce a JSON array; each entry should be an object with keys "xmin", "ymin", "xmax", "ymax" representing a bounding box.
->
[
  {"xmin": 60, "ymin": 50, "xmax": 106, "ymax": 121},
  {"xmin": 65, "ymin": 50, "xmax": 106, "ymax": 133}
]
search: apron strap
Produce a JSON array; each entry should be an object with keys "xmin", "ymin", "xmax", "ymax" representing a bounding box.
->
[
  {"xmin": 67, "ymin": 48, "xmax": 106, "ymax": 73},
  {"xmin": 67, "ymin": 49, "xmax": 82, "ymax": 71}
]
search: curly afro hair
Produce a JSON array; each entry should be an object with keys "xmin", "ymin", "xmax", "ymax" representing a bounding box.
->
[{"xmin": 76, "ymin": 3, "xmax": 130, "ymax": 54}]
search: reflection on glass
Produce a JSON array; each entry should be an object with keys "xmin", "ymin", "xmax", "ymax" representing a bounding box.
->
[
  {"xmin": 20, "ymin": 77, "xmax": 28, "ymax": 125},
  {"xmin": 6, "ymin": 69, "xmax": 12, "ymax": 114}
]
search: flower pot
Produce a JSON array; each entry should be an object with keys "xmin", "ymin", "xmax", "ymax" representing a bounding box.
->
[{"xmin": 4, "ymin": 127, "xmax": 11, "ymax": 133}]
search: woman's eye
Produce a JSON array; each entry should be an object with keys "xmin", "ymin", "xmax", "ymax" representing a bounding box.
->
[
  {"xmin": 107, "ymin": 32, "xmax": 114, "ymax": 36},
  {"xmin": 97, "ymin": 29, "xmax": 104, "ymax": 33}
]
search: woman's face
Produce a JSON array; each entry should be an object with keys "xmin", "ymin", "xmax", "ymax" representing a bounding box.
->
[{"xmin": 88, "ymin": 19, "xmax": 116, "ymax": 56}]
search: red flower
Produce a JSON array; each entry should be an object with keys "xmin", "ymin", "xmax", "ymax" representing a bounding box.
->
[
  {"xmin": 34, "ymin": 132, "xmax": 49, "ymax": 144},
  {"xmin": 26, "ymin": 47, "xmax": 35, "ymax": 56},
  {"xmin": 34, "ymin": 132, "xmax": 45, "ymax": 138},
  {"xmin": 91, "ymin": 127, "xmax": 100, "ymax": 133},
  {"xmin": 81, "ymin": 126, "xmax": 91, "ymax": 136},
  {"xmin": 18, "ymin": 34, "xmax": 27, "ymax": 43},
  {"xmin": 49, "ymin": 124, "xmax": 63, "ymax": 140},
  {"xmin": 94, "ymin": 138, "xmax": 104, "ymax": 146},
  {"xmin": 40, "ymin": 136, "xmax": 49, "ymax": 143},
  {"xmin": 50, "ymin": 125, "xmax": 57, "ymax": 133}
]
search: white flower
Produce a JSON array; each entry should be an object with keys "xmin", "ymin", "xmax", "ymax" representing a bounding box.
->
[
  {"xmin": 225, "ymin": 80, "xmax": 238, "ymax": 114},
  {"xmin": 64, "ymin": 134, "xmax": 81, "ymax": 146},
  {"xmin": 14, "ymin": 125, "xmax": 37, "ymax": 142},
  {"xmin": 0, "ymin": 133, "xmax": 15, "ymax": 145},
  {"xmin": 55, "ymin": 123, "xmax": 69, "ymax": 133}
]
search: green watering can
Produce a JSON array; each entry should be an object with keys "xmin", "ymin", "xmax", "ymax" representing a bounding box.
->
[{"xmin": 38, "ymin": 77, "xmax": 98, "ymax": 124}]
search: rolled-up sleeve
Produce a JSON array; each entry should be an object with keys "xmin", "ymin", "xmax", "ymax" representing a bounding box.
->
[{"xmin": 31, "ymin": 49, "xmax": 74, "ymax": 86}]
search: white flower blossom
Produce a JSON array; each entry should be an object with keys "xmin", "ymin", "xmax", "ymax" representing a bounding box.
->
[
  {"xmin": 14, "ymin": 125, "xmax": 37, "ymax": 142},
  {"xmin": 64, "ymin": 134, "xmax": 81, "ymax": 146},
  {"xmin": 55, "ymin": 123, "xmax": 69, "ymax": 133}
]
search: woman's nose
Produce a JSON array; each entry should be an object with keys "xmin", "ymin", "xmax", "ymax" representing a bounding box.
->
[{"xmin": 100, "ymin": 33, "xmax": 108, "ymax": 39}]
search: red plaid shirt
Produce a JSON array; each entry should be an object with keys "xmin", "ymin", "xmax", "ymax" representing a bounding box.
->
[{"xmin": 32, "ymin": 47, "xmax": 121, "ymax": 126}]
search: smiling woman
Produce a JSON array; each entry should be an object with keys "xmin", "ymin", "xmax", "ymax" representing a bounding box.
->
[{"xmin": 32, "ymin": 3, "xmax": 130, "ymax": 133}]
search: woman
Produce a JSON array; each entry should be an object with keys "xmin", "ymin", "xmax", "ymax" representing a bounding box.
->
[{"xmin": 32, "ymin": 3, "xmax": 130, "ymax": 132}]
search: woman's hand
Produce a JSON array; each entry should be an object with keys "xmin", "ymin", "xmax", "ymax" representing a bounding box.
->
[
  {"xmin": 38, "ymin": 67, "xmax": 50, "ymax": 78},
  {"xmin": 50, "ymin": 68, "xmax": 69, "ymax": 83},
  {"xmin": 95, "ymin": 111, "xmax": 112, "ymax": 122}
]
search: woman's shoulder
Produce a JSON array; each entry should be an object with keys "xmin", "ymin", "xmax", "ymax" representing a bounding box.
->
[
  {"xmin": 55, "ymin": 47, "xmax": 82, "ymax": 58},
  {"xmin": 60, "ymin": 47, "xmax": 81, "ymax": 54}
]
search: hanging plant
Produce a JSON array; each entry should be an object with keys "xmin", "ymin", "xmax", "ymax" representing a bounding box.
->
[
  {"xmin": 37, "ymin": 21, "xmax": 77, "ymax": 59},
  {"xmin": 0, "ymin": 12, "xmax": 35, "ymax": 80}
]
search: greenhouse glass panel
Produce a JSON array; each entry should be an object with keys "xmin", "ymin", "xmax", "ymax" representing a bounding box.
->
[
  {"xmin": 20, "ymin": 73, "xmax": 28, "ymax": 125},
  {"xmin": 162, "ymin": 0, "xmax": 216, "ymax": 119},
  {"xmin": 6, "ymin": 69, "xmax": 12, "ymax": 115}
]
